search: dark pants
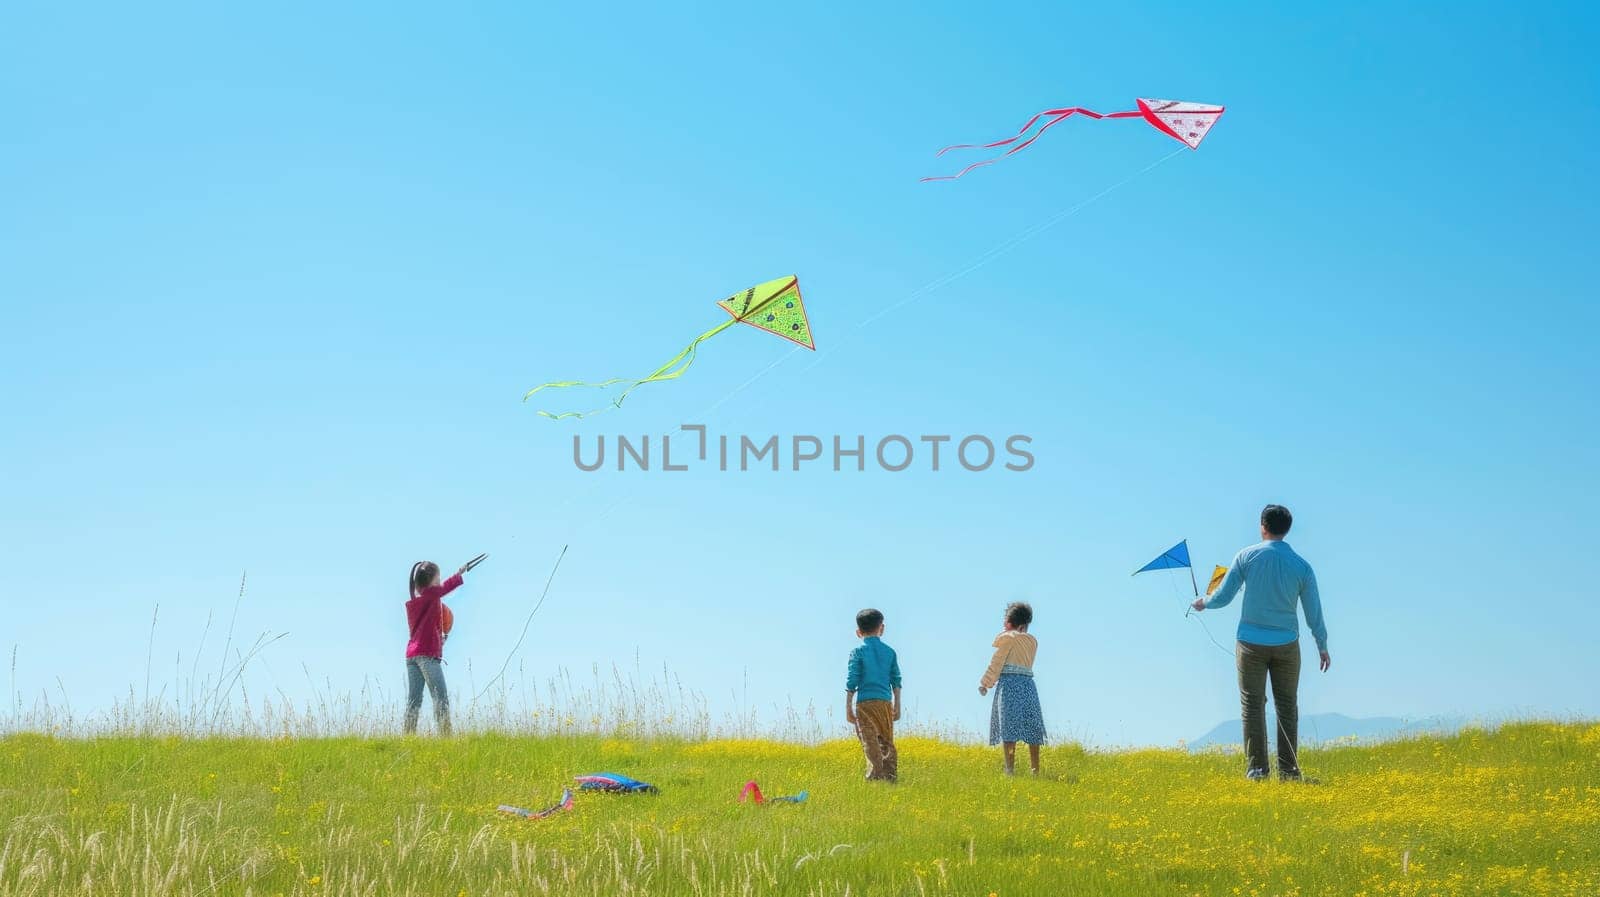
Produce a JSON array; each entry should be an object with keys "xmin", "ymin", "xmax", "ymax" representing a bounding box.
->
[{"xmin": 1236, "ymin": 640, "xmax": 1300, "ymax": 775}]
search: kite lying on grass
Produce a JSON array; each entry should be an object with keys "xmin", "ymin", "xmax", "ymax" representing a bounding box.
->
[
  {"xmin": 740, "ymin": 781, "xmax": 808, "ymax": 805},
  {"xmin": 498, "ymin": 788, "xmax": 573, "ymax": 820},
  {"xmin": 524, "ymin": 276, "xmax": 814, "ymax": 419},
  {"xmin": 576, "ymin": 772, "xmax": 658, "ymax": 793},
  {"xmin": 923, "ymin": 98, "xmax": 1225, "ymax": 181}
]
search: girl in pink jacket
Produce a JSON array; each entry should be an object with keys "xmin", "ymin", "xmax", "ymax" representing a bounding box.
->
[{"xmin": 404, "ymin": 560, "xmax": 467, "ymax": 735}]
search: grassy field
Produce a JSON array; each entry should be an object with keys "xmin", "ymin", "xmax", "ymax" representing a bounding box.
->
[{"xmin": 1, "ymin": 722, "xmax": 1596, "ymax": 896}]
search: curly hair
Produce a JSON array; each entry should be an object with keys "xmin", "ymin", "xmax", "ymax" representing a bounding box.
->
[{"xmin": 1004, "ymin": 601, "xmax": 1033, "ymax": 628}]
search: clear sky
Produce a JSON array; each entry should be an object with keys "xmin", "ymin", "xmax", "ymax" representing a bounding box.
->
[{"xmin": 3, "ymin": 1, "xmax": 1597, "ymax": 745}]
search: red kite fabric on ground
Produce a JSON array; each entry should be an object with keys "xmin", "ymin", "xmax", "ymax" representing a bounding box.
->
[
  {"xmin": 923, "ymin": 98, "xmax": 1225, "ymax": 182},
  {"xmin": 740, "ymin": 780, "xmax": 808, "ymax": 805}
]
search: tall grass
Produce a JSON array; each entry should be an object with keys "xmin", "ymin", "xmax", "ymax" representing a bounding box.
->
[
  {"xmin": 6, "ymin": 600, "xmax": 1598, "ymax": 895},
  {"xmin": 2, "ymin": 723, "xmax": 1596, "ymax": 896},
  {"xmin": 3, "ymin": 655, "xmax": 854, "ymax": 742},
  {"xmin": 5, "ymin": 585, "xmax": 971, "ymax": 743},
  {"xmin": 4, "ymin": 587, "xmax": 893, "ymax": 744}
]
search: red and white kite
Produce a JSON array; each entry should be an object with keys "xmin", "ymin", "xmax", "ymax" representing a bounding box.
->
[{"xmin": 922, "ymin": 98, "xmax": 1225, "ymax": 182}]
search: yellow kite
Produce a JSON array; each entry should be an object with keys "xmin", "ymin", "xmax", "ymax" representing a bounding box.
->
[{"xmin": 1206, "ymin": 565, "xmax": 1228, "ymax": 596}]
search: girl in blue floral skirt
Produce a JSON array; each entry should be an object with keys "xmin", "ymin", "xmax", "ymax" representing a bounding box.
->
[{"xmin": 978, "ymin": 602, "xmax": 1046, "ymax": 775}]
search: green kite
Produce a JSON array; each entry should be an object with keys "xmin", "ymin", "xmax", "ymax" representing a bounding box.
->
[{"xmin": 524, "ymin": 275, "xmax": 814, "ymax": 419}]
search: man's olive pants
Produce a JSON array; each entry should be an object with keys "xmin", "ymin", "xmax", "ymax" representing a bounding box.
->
[{"xmin": 1237, "ymin": 639, "xmax": 1300, "ymax": 775}]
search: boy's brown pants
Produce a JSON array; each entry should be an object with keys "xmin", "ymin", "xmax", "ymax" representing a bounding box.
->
[{"xmin": 854, "ymin": 699, "xmax": 898, "ymax": 781}]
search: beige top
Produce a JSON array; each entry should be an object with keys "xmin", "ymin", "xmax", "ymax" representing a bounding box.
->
[{"xmin": 980, "ymin": 630, "xmax": 1039, "ymax": 688}]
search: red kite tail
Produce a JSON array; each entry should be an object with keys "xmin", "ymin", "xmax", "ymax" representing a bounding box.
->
[
  {"xmin": 934, "ymin": 107, "xmax": 1074, "ymax": 156},
  {"xmin": 923, "ymin": 105, "xmax": 1143, "ymax": 181}
]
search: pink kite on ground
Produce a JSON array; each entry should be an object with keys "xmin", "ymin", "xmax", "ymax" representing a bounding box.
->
[{"xmin": 923, "ymin": 98, "xmax": 1225, "ymax": 181}]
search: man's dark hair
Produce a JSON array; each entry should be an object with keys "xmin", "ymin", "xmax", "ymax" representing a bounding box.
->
[
  {"xmin": 1005, "ymin": 602, "xmax": 1033, "ymax": 628},
  {"xmin": 856, "ymin": 608, "xmax": 884, "ymax": 632},
  {"xmin": 1261, "ymin": 504, "xmax": 1293, "ymax": 537}
]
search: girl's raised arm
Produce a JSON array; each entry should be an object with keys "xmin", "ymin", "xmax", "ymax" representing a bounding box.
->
[{"xmin": 436, "ymin": 572, "xmax": 465, "ymax": 599}]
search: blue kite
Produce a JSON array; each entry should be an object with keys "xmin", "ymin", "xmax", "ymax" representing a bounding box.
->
[
  {"xmin": 1133, "ymin": 538, "xmax": 1200, "ymax": 596},
  {"xmin": 575, "ymin": 772, "xmax": 658, "ymax": 793}
]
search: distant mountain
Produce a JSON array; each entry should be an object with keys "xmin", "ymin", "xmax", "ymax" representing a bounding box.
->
[{"xmin": 1188, "ymin": 713, "xmax": 1468, "ymax": 750}]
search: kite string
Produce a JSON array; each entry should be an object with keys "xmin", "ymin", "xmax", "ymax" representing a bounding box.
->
[
  {"xmin": 540, "ymin": 147, "xmax": 1192, "ymax": 662},
  {"xmin": 809, "ymin": 145, "xmax": 1187, "ymax": 369},
  {"xmin": 1190, "ymin": 610, "xmax": 1233, "ymax": 658},
  {"xmin": 525, "ymin": 346, "xmax": 806, "ymax": 662},
  {"xmin": 545, "ymin": 146, "xmax": 1188, "ymax": 550},
  {"xmin": 1169, "ymin": 572, "xmax": 1232, "ymax": 658},
  {"xmin": 473, "ymin": 544, "xmax": 568, "ymax": 703},
  {"xmin": 550, "ymin": 343, "xmax": 808, "ymax": 546},
  {"xmin": 1175, "ymin": 574, "xmax": 1310, "ymax": 776}
]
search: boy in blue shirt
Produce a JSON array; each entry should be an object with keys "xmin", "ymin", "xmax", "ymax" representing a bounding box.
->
[{"xmin": 845, "ymin": 608, "xmax": 902, "ymax": 782}]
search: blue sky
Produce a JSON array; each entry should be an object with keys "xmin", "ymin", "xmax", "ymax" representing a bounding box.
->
[{"xmin": 3, "ymin": 1, "xmax": 1597, "ymax": 745}]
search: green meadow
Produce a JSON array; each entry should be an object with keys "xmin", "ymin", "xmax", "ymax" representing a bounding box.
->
[{"xmin": 2, "ymin": 722, "xmax": 1596, "ymax": 896}]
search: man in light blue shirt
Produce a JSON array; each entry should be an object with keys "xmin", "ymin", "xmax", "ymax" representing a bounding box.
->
[{"xmin": 1192, "ymin": 504, "xmax": 1330, "ymax": 780}]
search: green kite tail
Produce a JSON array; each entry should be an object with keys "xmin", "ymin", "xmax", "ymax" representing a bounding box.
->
[
  {"xmin": 524, "ymin": 275, "xmax": 812, "ymax": 420},
  {"xmin": 522, "ymin": 317, "xmax": 738, "ymax": 420}
]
